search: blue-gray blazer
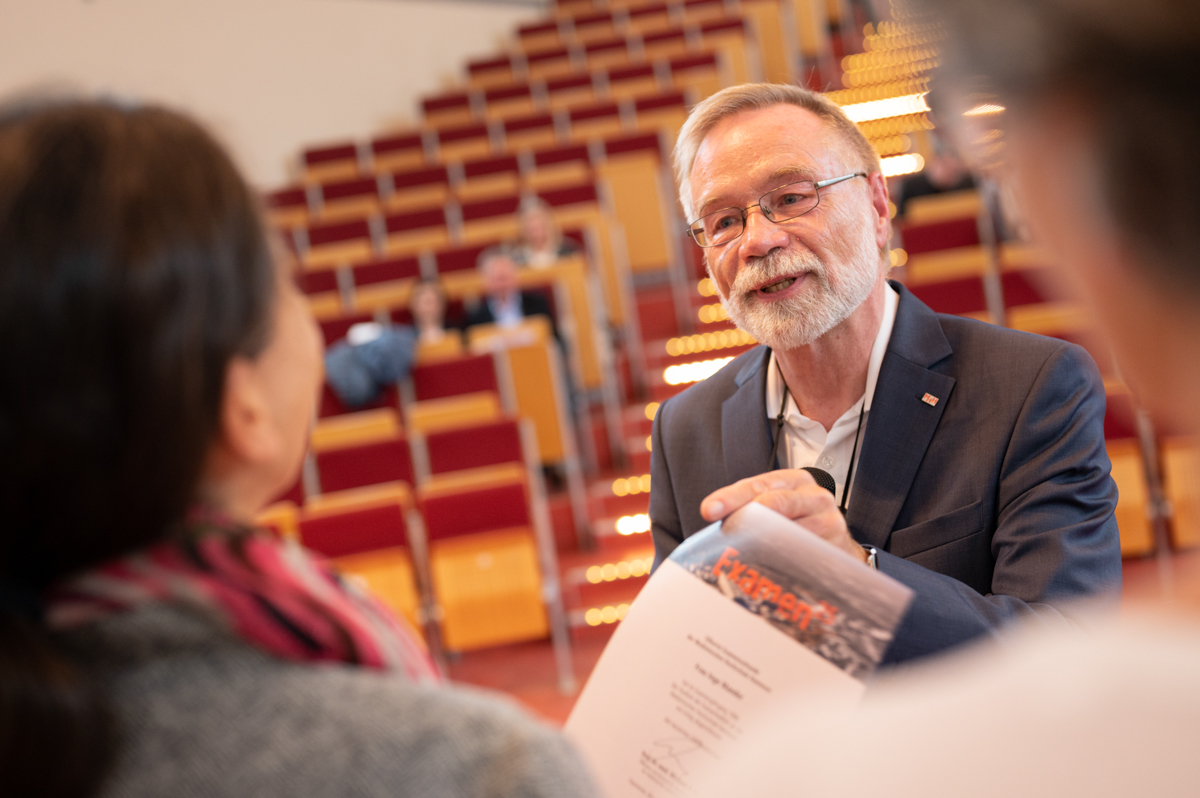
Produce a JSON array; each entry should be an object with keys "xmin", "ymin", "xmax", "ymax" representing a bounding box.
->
[{"xmin": 649, "ymin": 282, "xmax": 1122, "ymax": 664}]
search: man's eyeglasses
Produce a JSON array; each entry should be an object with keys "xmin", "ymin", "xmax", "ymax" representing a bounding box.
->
[{"xmin": 686, "ymin": 172, "xmax": 867, "ymax": 248}]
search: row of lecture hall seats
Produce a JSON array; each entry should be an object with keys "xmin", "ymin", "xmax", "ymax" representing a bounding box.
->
[
  {"xmin": 300, "ymin": 318, "xmax": 590, "ymax": 534},
  {"xmin": 529, "ymin": 0, "xmax": 850, "ymax": 91},
  {"xmin": 259, "ymin": 458, "xmax": 575, "ymax": 691},
  {"xmin": 274, "ymin": 132, "xmax": 681, "ymax": 343},
  {"xmin": 894, "ymin": 189, "xmax": 1199, "ymax": 558},
  {"xmin": 294, "ymin": 89, "xmax": 691, "ymax": 186},
  {"xmin": 421, "ymin": 51, "xmax": 729, "ymax": 128},
  {"xmin": 468, "ymin": 14, "xmax": 763, "ymax": 90}
]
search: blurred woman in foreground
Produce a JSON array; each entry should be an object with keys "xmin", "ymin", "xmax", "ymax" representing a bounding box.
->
[{"xmin": 0, "ymin": 100, "xmax": 595, "ymax": 798}]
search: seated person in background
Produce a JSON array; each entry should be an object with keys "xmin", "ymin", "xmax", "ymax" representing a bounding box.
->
[
  {"xmin": 511, "ymin": 198, "xmax": 580, "ymax": 269},
  {"xmin": 0, "ymin": 99, "xmax": 596, "ymax": 798},
  {"xmin": 652, "ymin": 82, "xmax": 1121, "ymax": 665},
  {"xmin": 409, "ymin": 278, "xmax": 453, "ymax": 345},
  {"xmin": 463, "ymin": 244, "xmax": 558, "ymax": 340},
  {"xmin": 894, "ymin": 130, "xmax": 976, "ymax": 217}
]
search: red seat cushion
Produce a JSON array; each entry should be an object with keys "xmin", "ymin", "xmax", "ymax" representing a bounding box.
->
[
  {"xmin": 421, "ymin": 483, "xmax": 529, "ymax": 541},
  {"xmin": 299, "ymin": 503, "xmax": 409, "ymax": 558},
  {"xmin": 317, "ymin": 438, "xmax": 414, "ymax": 493},
  {"xmin": 426, "ymin": 421, "xmax": 523, "ymax": 474}
]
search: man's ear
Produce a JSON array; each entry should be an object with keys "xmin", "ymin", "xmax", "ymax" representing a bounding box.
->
[
  {"xmin": 866, "ymin": 171, "xmax": 891, "ymax": 251},
  {"xmin": 217, "ymin": 355, "xmax": 282, "ymax": 467}
]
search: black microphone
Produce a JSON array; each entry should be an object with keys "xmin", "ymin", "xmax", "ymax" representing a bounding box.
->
[{"xmin": 801, "ymin": 466, "xmax": 836, "ymax": 496}]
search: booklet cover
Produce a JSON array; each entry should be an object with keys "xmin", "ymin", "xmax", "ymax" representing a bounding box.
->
[{"xmin": 566, "ymin": 503, "xmax": 913, "ymax": 798}]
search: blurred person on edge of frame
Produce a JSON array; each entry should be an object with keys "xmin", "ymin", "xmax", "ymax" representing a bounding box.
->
[{"xmin": 697, "ymin": 2, "xmax": 1200, "ymax": 796}]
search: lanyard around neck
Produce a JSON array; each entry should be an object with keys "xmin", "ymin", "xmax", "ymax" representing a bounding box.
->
[{"xmin": 767, "ymin": 369, "xmax": 866, "ymax": 516}]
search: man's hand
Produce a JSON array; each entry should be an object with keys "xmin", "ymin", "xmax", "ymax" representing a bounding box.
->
[{"xmin": 699, "ymin": 469, "xmax": 869, "ymax": 565}]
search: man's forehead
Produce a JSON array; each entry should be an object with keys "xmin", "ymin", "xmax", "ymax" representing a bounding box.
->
[{"xmin": 690, "ymin": 105, "xmax": 846, "ymax": 204}]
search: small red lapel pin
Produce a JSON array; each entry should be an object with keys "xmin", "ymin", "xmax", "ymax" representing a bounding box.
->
[{"xmin": 921, "ymin": 392, "xmax": 939, "ymax": 407}]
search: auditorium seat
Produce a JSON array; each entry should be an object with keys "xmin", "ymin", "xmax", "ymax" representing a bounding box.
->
[
  {"xmin": 384, "ymin": 206, "xmax": 449, "ymax": 257},
  {"xmin": 419, "ymin": 417, "xmax": 529, "ymax": 477},
  {"xmin": 418, "ymin": 464, "xmax": 551, "ymax": 651},
  {"xmin": 526, "ymin": 143, "xmax": 592, "ymax": 190},
  {"xmin": 299, "ymin": 218, "xmax": 374, "ymax": 270},
  {"xmin": 1106, "ymin": 437, "xmax": 1155, "ymax": 558},
  {"xmin": 310, "ymin": 407, "xmax": 403, "ymax": 451},
  {"xmin": 596, "ymin": 133, "xmax": 676, "ymax": 275},
  {"xmin": 384, "ymin": 165, "xmax": 451, "ymax": 212},
  {"xmin": 371, "ymin": 132, "xmax": 427, "ymax": 174},
  {"xmin": 266, "ymin": 186, "xmax": 310, "ymax": 229},
  {"xmin": 406, "ymin": 391, "xmax": 504, "ymax": 435},
  {"xmin": 316, "ymin": 437, "xmax": 416, "ymax": 494},
  {"xmin": 411, "ymin": 352, "xmax": 503, "ymax": 401},
  {"xmin": 544, "ymin": 73, "xmax": 598, "ymax": 110},
  {"xmin": 435, "ymin": 122, "xmax": 495, "ymax": 163},
  {"xmin": 632, "ymin": 92, "xmax": 689, "ymax": 148},
  {"xmin": 303, "ymin": 142, "xmax": 361, "ymax": 183},
  {"xmin": 422, "ymin": 92, "xmax": 474, "ymax": 128},
  {"xmin": 467, "ymin": 54, "xmax": 517, "ymax": 88},
  {"xmin": 568, "ymin": 101, "xmax": 626, "ymax": 141},
  {"xmin": 467, "ymin": 318, "xmax": 592, "ymax": 539},
  {"xmin": 485, "ymin": 84, "xmax": 538, "ymax": 120},
  {"xmin": 318, "ymin": 175, "xmax": 382, "ymax": 223},
  {"xmin": 583, "ymin": 36, "xmax": 633, "ymax": 71},
  {"xmin": 606, "ymin": 63, "xmax": 660, "ymax": 101},
  {"xmin": 525, "ymin": 45, "xmax": 576, "ymax": 81},
  {"xmin": 460, "ymin": 195, "xmax": 523, "ymax": 244},
  {"xmin": 1163, "ymin": 437, "xmax": 1200, "ymax": 549},
  {"xmin": 298, "ymin": 482, "xmax": 427, "ymax": 634},
  {"xmin": 502, "ymin": 111, "xmax": 561, "ymax": 150}
]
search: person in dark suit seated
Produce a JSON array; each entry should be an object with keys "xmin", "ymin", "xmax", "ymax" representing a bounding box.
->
[
  {"xmin": 651, "ymin": 82, "xmax": 1121, "ymax": 665},
  {"xmin": 462, "ymin": 245, "xmax": 558, "ymax": 341}
]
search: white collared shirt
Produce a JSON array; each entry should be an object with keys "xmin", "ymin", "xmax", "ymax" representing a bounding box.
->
[
  {"xmin": 487, "ymin": 292, "xmax": 524, "ymax": 328},
  {"xmin": 763, "ymin": 284, "xmax": 899, "ymax": 506}
]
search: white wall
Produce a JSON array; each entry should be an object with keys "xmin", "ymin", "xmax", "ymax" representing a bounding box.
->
[{"xmin": 0, "ymin": 0, "xmax": 542, "ymax": 188}]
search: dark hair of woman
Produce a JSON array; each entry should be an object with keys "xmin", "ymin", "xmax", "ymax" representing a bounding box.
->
[{"xmin": 0, "ymin": 100, "xmax": 275, "ymax": 797}]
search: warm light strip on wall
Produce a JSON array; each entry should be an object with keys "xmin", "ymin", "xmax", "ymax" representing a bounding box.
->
[
  {"xmin": 881, "ymin": 153, "xmax": 926, "ymax": 178},
  {"xmin": 585, "ymin": 556, "xmax": 655, "ymax": 584},
  {"xmin": 964, "ymin": 102, "xmax": 1005, "ymax": 117},
  {"xmin": 584, "ymin": 603, "xmax": 632, "ymax": 626},
  {"xmin": 663, "ymin": 356, "xmax": 735, "ymax": 386},
  {"xmin": 665, "ymin": 329, "xmax": 756, "ymax": 357},
  {"xmin": 612, "ymin": 474, "xmax": 651, "ymax": 497},
  {"xmin": 840, "ymin": 93, "xmax": 930, "ymax": 124},
  {"xmin": 697, "ymin": 302, "xmax": 729, "ymax": 324},
  {"xmin": 615, "ymin": 513, "xmax": 651, "ymax": 535}
]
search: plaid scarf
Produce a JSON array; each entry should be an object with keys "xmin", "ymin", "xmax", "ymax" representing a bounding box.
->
[{"xmin": 46, "ymin": 507, "xmax": 439, "ymax": 683}]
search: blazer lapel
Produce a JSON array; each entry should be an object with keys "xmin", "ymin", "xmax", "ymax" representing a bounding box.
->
[
  {"xmin": 847, "ymin": 284, "xmax": 956, "ymax": 550},
  {"xmin": 721, "ymin": 347, "xmax": 775, "ymax": 485}
]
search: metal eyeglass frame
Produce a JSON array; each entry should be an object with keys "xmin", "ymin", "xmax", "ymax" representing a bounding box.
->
[{"xmin": 686, "ymin": 172, "xmax": 868, "ymax": 248}]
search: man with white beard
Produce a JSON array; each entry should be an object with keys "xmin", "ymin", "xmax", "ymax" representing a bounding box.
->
[{"xmin": 648, "ymin": 83, "xmax": 1121, "ymax": 663}]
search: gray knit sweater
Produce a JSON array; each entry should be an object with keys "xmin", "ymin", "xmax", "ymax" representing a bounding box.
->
[{"xmin": 57, "ymin": 603, "xmax": 599, "ymax": 798}]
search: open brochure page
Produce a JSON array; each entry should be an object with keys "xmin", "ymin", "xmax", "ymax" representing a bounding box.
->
[{"xmin": 566, "ymin": 503, "xmax": 913, "ymax": 798}]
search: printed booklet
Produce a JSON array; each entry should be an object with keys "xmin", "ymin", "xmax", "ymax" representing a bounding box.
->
[{"xmin": 566, "ymin": 503, "xmax": 913, "ymax": 798}]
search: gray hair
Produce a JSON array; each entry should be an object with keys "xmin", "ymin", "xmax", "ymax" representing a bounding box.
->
[
  {"xmin": 475, "ymin": 243, "xmax": 517, "ymax": 273},
  {"xmin": 672, "ymin": 83, "xmax": 882, "ymax": 220}
]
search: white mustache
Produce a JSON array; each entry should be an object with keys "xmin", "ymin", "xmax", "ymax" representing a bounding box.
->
[{"xmin": 728, "ymin": 249, "xmax": 826, "ymax": 297}]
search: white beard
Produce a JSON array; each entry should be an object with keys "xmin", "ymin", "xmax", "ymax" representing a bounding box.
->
[{"xmin": 714, "ymin": 242, "xmax": 880, "ymax": 351}]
